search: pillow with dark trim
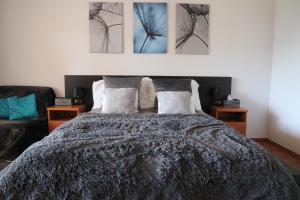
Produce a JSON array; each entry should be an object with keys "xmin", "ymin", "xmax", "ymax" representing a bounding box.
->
[
  {"xmin": 103, "ymin": 76, "xmax": 142, "ymax": 89},
  {"xmin": 152, "ymin": 79, "xmax": 192, "ymax": 93},
  {"xmin": 153, "ymin": 79, "xmax": 195, "ymax": 114}
]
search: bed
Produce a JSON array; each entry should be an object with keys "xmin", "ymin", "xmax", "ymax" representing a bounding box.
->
[{"xmin": 0, "ymin": 76, "xmax": 299, "ymax": 199}]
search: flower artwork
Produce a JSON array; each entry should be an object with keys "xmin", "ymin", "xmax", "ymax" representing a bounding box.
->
[
  {"xmin": 133, "ymin": 3, "xmax": 167, "ymax": 54},
  {"xmin": 89, "ymin": 2, "xmax": 123, "ymax": 53},
  {"xmin": 176, "ymin": 4, "xmax": 209, "ymax": 55}
]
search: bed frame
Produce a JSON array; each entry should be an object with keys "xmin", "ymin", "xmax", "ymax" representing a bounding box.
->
[{"xmin": 65, "ymin": 75, "xmax": 232, "ymax": 114}]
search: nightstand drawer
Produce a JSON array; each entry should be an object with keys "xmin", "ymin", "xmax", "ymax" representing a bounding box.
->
[
  {"xmin": 226, "ymin": 122, "xmax": 246, "ymax": 135},
  {"xmin": 48, "ymin": 110, "xmax": 78, "ymax": 121},
  {"xmin": 211, "ymin": 106, "xmax": 248, "ymax": 136}
]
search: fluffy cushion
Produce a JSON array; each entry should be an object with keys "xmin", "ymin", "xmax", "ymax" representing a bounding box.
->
[
  {"xmin": 92, "ymin": 80, "xmax": 105, "ymax": 110},
  {"xmin": 139, "ymin": 77, "xmax": 156, "ymax": 109},
  {"xmin": 191, "ymin": 80, "xmax": 202, "ymax": 112},
  {"xmin": 102, "ymin": 88, "xmax": 138, "ymax": 114},
  {"xmin": 103, "ymin": 76, "xmax": 141, "ymax": 89},
  {"xmin": 0, "ymin": 98, "xmax": 9, "ymax": 119},
  {"xmin": 157, "ymin": 91, "xmax": 193, "ymax": 114},
  {"xmin": 7, "ymin": 94, "xmax": 39, "ymax": 120}
]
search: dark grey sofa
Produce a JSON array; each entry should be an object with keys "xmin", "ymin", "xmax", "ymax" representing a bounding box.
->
[{"xmin": 0, "ymin": 86, "xmax": 56, "ymax": 159}]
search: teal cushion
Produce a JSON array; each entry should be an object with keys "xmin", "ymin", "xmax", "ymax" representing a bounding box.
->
[
  {"xmin": 7, "ymin": 94, "xmax": 39, "ymax": 120},
  {"xmin": 0, "ymin": 98, "xmax": 9, "ymax": 118}
]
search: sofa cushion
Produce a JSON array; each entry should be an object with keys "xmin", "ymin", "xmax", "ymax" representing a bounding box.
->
[
  {"xmin": 0, "ymin": 86, "xmax": 55, "ymax": 159},
  {"xmin": 7, "ymin": 94, "xmax": 39, "ymax": 120},
  {"xmin": 0, "ymin": 86, "xmax": 55, "ymax": 117},
  {"xmin": 0, "ymin": 98, "xmax": 9, "ymax": 119}
]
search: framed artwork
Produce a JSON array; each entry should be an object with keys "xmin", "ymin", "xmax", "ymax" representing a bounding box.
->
[
  {"xmin": 133, "ymin": 3, "xmax": 167, "ymax": 54},
  {"xmin": 176, "ymin": 4, "xmax": 209, "ymax": 55},
  {"xmin": 89, "ymin": 2, "xmax": 123, "ymax": 53}
]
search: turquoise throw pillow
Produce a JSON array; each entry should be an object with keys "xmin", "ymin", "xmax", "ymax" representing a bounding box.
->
[
  {"xmin": 0, "ymin": 98, "xmax": 9, "ymax": 118},
  {"xmin": 7, "ymin": 94, "xmax": 39, "ymax": 120}
]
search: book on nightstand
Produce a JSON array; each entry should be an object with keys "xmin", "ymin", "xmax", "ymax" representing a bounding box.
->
[
  {"xmin": 55, "ymin": 97, "xmax": 73, "ymax": 106},
  {"xmin": 223, "ymin": 99, "xmax": 240, "ymax": 107}
]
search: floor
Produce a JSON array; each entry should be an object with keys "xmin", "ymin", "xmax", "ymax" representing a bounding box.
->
[{"xmin": 254, "ymin": 138, "xmax": 300, "ymax": 170}]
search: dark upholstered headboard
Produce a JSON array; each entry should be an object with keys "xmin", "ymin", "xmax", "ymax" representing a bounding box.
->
[{"xmin": 65, "ymin": 75, "xmax": 232, "ymax": 114}]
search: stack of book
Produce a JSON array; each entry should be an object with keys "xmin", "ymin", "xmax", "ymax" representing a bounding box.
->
[
  {"xmin": 223, "ymin": 99, "xmax": 240, "ymax": 107},
  {"xmin": 55, "ymin": 97, "xmax": 72, "ymax": 106}
]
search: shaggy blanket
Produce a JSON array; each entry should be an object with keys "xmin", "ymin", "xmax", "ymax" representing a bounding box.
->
[{"xmin": 0, "ymin": 113, "xmax": 299, "ymax": 200}]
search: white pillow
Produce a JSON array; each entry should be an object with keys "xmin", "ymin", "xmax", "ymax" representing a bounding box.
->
[
  {"xmin": 102, "ymin": 88, "xmax": 138, "ymax": 114},
  {"xmin": 191, "ymin": 80, "xmax": 202, "ymax": 112},
  {"xmin": 92, "ymin": 80, "xmax": 104, "ymax": 110},
  {"xmin": 139, "ymin": 77, "xmax": 156, "ymax": 109},
  {"xmin": 157, "ymin": 91, "xmax": 193, "ymax": 114}
]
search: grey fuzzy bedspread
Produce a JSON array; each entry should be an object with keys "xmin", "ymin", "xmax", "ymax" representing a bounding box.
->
[{"xmin": 0, "ymin": 113, "xmax": 299, "ymax": 200}]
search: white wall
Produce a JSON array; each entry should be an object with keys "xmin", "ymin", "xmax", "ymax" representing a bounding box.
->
[
  {"xmin": 0, "ymin": 0, "xmax": 275, "ymax": 138},
  {"xmin": 269, "ymin": 0, "xmax": 300, "ymax": 154}
]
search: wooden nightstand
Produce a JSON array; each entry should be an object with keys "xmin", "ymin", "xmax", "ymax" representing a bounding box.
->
[
  {"xmin": 47, "ymin": 105, "xmax": 86, "ymax": 133},
  {"xmin": 211, "ymin": 106, "xmax": 248, "ymax": 135}
]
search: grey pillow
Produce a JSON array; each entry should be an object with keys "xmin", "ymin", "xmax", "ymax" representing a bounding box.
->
[
  {"xmin": 157, "ymin": 91, "xmax": 194, "ymax": 114},
  {"xmin": 102, "ymin": 88, "xmax": 138, "ymax": 114},
  {"xmin": 103, "ymin": 76, "xmax": 142, "ymax": 89},
  {"xmin": 152, "ymin": 79, "xmax": 192, "ymax": 92}
]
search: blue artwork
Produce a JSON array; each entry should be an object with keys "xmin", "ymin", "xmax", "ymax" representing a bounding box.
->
[{"xmin": 133, "ymin": 3, "xmax": 167, "ymax": 54}]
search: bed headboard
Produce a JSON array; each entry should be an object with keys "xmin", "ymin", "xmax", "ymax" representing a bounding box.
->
[{"xmin": 65, "ymin": 75, "xmax": 232, "ymax": 114}]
